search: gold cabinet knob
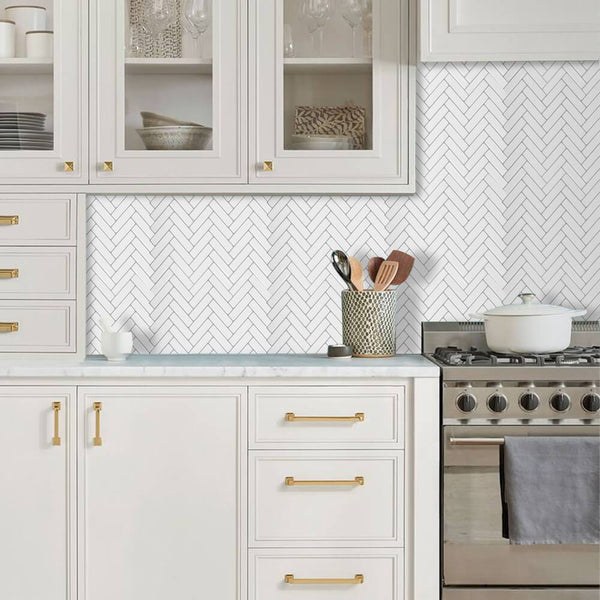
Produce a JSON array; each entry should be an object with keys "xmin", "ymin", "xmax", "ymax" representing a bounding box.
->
[
  {"xmin": 64, "ymin": 161, "xmax": 74, "ymax": 172},
  {"xmin": 262, "ymin": 161, "xmax": 273, "ymax": 172},
  {"xmin": 103, "ymin": 161, "xmax": 113, "ymax": 172}
]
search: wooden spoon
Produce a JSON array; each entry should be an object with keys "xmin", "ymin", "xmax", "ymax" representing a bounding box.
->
[
  {"xmin": 367, "ymin": 257, "xmax": 385, "ymax": 284},
  {"xmin": 386, "ymin": 250, "xmax": 415, "ymax": 285},
  {"xmin": 374, "ymin": 261, "xmax": 399, "ymax": 291},
  {"xmin": 347, "ymin": 256, "xmax": 364, "ymax": 292}
]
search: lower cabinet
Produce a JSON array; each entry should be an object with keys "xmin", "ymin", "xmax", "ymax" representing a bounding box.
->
[
  {"xmin": 78, "ymin": 386, "xmax": 246, "ymax": 600},
  {"xmin": 0, "ymin": 387, "xmax": 75, "ymax": 600}
]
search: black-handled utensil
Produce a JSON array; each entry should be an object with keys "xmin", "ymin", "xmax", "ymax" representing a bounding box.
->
[{"xmin": 331, "ymin": 250, "xmax": 356, "ymax": 290}]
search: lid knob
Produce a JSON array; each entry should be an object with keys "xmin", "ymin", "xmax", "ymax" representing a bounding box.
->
[{"xmin": 518, "ymin": 293, "xmax": 536, "ymax": 304}]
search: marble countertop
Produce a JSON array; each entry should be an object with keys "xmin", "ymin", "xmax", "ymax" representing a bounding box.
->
[{"xmin": 0, "ymin": 354, "xmax": 439, "ymax": 378}]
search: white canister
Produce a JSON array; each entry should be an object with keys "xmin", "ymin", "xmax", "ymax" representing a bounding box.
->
[
  {"xmin": 0, "ymin": 20, "xmax": 16, "ymax": 58},
  {"xmin": 4, "ymin": 5, "xmax": 46, "ymax": 57},
  {"xmin": 101, "ymin": 331, "xmax": 133, "ymax": 362},
  {"xmin": 25, "ymin": 29, "xmax": 52, "ymax": 58}
]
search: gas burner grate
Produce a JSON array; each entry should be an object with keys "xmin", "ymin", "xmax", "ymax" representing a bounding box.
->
[{"xmin": 433, "ymin": 346, "xmax": 600, "ymax": 367}]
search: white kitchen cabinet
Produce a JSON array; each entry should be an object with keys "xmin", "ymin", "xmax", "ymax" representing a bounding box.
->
[
  {"xmin": 420, "ymin": 0, "xmax": 600, "ymax": 61},
  {"xmin": 250, "ymin": 0, "xmax": 415, "ymax": 190},
  {"xmin": 90, "ymin": 0, "xmax": 246, "ymax": 184},
  {"xmin": 78, "ymin": 386, "xmax": 246, "ymax": 600},
  {"xmin": 0, "ymin": 0, "xmax": 87, "ymax": 183},
  {"xmin": 0, "ymin": 387, "xmax": 75, "ymax": 600}
]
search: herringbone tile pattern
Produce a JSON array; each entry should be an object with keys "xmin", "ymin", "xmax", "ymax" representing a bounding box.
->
[{"xmin": 87, "ymin": 61, "xmax": 600, "ymax": 355}]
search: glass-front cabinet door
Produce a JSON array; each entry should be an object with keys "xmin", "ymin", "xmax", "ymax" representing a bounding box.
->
[
  {"xmin": 0, "ymin": 0, "xmax": 85, "ymax": 183},
  {"xmin": 92, "ymin": 0, "xmax": 246, "ymax": 184},
  {"xmin": 251, "ymin": 0, "xmax": 412, "ymax": 190}
]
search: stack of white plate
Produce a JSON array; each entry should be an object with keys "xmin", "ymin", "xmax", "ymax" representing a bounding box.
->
[
  {"xmin": 0, "ymin": 112, "xmax": 53, "ymax": 151},
  {"xmin": 289, "ymin": 134, "xmax": 353, "ymax": 150}
]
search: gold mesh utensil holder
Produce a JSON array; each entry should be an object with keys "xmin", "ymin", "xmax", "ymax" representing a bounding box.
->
[{"xmin": 342, "ymin": 290, "xmax": 396, "ymax": 357}]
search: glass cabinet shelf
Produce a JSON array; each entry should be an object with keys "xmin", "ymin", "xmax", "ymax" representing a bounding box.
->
[
  {"xmin": 0, "ymin": 58, "xmax": 53, "ymax": 75},
  {"xmin": 124, "ymin": 58, "xmax": 213, "ymax": 75},
  {"xmin": 283, "ymin": 57, "xmax": 372, "ymax": 74}
]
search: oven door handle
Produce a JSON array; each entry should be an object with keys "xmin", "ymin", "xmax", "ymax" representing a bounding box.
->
[{"xmin": 450, "ymin": 437, "xmax": 505, "ymax": 446}]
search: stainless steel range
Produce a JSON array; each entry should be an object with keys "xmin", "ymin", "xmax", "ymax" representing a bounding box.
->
[{"xmin": 422, "ymin": 321, "xmax": 600, "ymax": 600}]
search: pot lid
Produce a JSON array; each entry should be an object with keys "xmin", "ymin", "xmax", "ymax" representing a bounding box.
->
[{"xmin": 481, "ymin": 293, "xmax": 586, "ymax": 317}]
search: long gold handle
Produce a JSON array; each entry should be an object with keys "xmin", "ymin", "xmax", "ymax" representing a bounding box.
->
[
  {"xmin": 0, "ymin": 215, "xmax": 19, "ymax": 226},
  {"xmin": 284, "ymin": 574, "xmax": 364, "ymax": 585},
  {"xmin": 0, "ymin": 322, "xmax": 18, "ymax": 333},
  {"xmin": 64, "ymin": 161, "xmax": 74, "ymax": 172},
  {"xmin": 103, "ymin": 161, "xmax": 113, "ymax": 172},
  {"xmin": 0, "ymin": 269, "xmax": 19, "ymax": 279},
  {"xmin": 285, "ymin": 476, "xmax": 364, "ymax": 487},
  {"xmin": 93, "ymin": 402, "xmax": 103, "ymax": 446},
  {"xmin": 52, "ymin": 402, "xmax": 61, "ymax": 446},
  {"xmin": 285, "ymin": 412, "xmax": 364, "ymax": 422}
]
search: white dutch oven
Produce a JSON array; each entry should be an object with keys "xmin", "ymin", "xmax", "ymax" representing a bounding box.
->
[{"xmin": 471, "ymin": 293, "xmax": 587, "ymax": 354}]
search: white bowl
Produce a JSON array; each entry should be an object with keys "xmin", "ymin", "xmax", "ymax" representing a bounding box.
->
[{"xmin": 137, "ymin": 126, "xmax": 212, "ymax": 151}]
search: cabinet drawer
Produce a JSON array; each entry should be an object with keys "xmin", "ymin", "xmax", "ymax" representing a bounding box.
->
[
  {"xmin": 0, "ymin": 196, "xmax": 76, "ymax": 246},
  {"xmin": 250, "ymin": 386, "xmax": 404, "ymax": 449},
  {"xmin": 250, "ymin": 549, "xmax": 403, "ymax": 600},
  {"xmin": 0, "ymin": 248, "xmax": 76, "ymax": 299},
  {"xmin": 249, "ymin": 451, "xmax": 403, "ymax": 547},
  {"xmin": 0, "ymin": 301, "xmax": 76, "ymax": 352}
]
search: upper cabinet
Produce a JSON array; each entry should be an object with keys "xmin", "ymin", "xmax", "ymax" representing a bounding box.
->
[
  {"xmin": 0, "ymin": 0, "xmax": 86, "ymax": 184},
  {"xmin": 251, "ymin": 0, "xmax": 414, "ymax": 190},
  {"xmin": 420, "ymin": 0, "xmax": 600, "ymax": 62},
  {"xmin": 91, "ymin": 0, "xmax": 246, "ymax": 184}
]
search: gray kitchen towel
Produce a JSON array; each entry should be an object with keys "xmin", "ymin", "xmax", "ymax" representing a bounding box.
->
[{"xmin": 502, "ymin": 436, "xmax": 600, "ymax": 545}]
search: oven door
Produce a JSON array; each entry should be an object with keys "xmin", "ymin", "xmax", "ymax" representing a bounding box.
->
[{"xmin": 443, "ymin": 424, "xmax": 600, "ymax": 587}]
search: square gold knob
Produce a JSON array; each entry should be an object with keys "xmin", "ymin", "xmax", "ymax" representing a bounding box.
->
[
  {"xmin": 64, "ymin": 161, "xmax": 74, "ymax": 172},
  {"xmin": 263, "ymin": 161, "xmax": 273, "ymax": 172},
  {"xmin": 103, "ymin": 161, "xmax": 113, "ymax": 172}
]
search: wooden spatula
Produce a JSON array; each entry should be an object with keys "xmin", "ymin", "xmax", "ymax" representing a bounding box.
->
[
  {"xmin": 374, "ymin": 261, "xmax": 399, "ymax": 291},
  {"xmin": 347, "ymin": 256, "xmax": 364, "ymax": 292},
  {"xmin": 367, "ymin": 257, "xmax": 385, "ymax": 284},
  {"xmin": 386, "ymin": 250, "xmax": 415, "ymax": 285}
]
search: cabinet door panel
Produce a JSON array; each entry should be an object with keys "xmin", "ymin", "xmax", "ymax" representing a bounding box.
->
[
  {"xmin": 0, "ymin": 387, "xmax": 74, "ymax": 600},
  {"xmin": 421, "ymin": 0, "xmax": 600, "ymax": 61},
  {"xmin": 80, "ymin": 386, "xmax": 246, "ymax": 600},
  {"xmin": 0, "ymin": 0, "xmax": 86, "ymax": 183},
  {"xmin": 250, "ymin": 0, "xmax": 412, "ymax": 186},
  {"xmin": 91, "ymin": 0, "xmax": 246, "ymax": 183}
]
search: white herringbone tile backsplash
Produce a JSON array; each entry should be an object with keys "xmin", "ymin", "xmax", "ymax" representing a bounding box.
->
[{"xmin": 87, "ymin": 61, "xmax": 600, "ymax": 355}]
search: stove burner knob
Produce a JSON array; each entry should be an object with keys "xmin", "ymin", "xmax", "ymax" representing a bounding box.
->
[
  {"xmin": 487, "ymin": 393, "xmax": 508, "ymax": 413},
  {"xmin": 581, "ymin": 393, "xmax": 600, "ymax": 414},
  {"xmin": 550, "ymin": 392, "xmax": 571, "ymax": 413},
  {"xmin": 456, "ymin": 393, "xmax": 477, "ymax": 413},
  {"xmin": 519, "ymin": 392, "xmax": 540, "ymax": 412}
]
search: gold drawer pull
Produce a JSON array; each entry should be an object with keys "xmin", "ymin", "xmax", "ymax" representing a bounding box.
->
[
  {"xmin": 52, "ymin": 402, "xmax": 61, "ymax": 446},
  {"xmin": 285, "ymin": 412, "xmax": 364, "ymax": 422},
  {"xmin": 0, "ymin": 322, "xmax": 18, "ymax": 333},
  {"xmin": 285, "ymin": 574, "xmax": 364, "ymax": 585},
  {"xmin": 285, "ymin": 476, "xmax": 364, "ymax": 487},
  {"xmin": 0, "ymin": 269, "xmax": 19, "ymax": 279},
  {"xmin": 0, "ymin": 215, "xmax": 19, "ymax": 226},
  {"xmin": 93, "ymin": 402, "xmax": 103, "ymax": 446}
]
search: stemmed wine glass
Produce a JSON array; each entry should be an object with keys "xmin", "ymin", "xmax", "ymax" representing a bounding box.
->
[
  {"xmin": 182, "ymin": 0, "xmax": 212, "ymax": 58},
  {"xmin": 143, "ymin": 0, "xmax": 178, "ymax": 54},
  {"xmin": 299, "ymin": 0, "xmax": 335, "ymax": 56},
  {"xmin": 360, "ymin": 0, "xmax": 373, "ymax": 58},
  {"xmin": 337, "ymin": 0, "xmax": 363, "ymax": 57}
]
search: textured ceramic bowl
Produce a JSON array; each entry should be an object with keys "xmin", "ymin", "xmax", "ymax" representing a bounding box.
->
[
  {"xmin": 290, "ymin": 134, "xmax": 352, "ymax": 150},
  {"xmin": 140, "ymin": 111, "xmax": 201, "ymax": 128},
  {"xmin": 137, "ymin": 126, "xmax": 212, "ymax": 151}
]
